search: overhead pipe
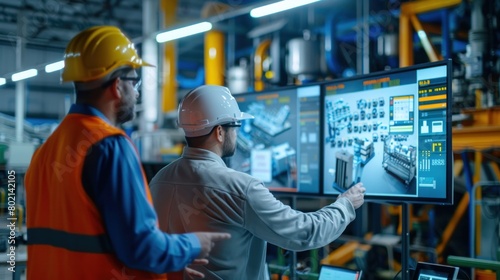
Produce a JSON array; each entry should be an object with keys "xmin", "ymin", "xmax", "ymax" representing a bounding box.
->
[
  {"xmin": 253, "ymin": 39, "xmax": 271, "ymax": 92},
  {"xmin": 160, "ymin": 0, "xmax": 178, "ymax": 113}
]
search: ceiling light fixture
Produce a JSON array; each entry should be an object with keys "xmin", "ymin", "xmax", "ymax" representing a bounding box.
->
[
  {"xmin": 0, "ymin": 78, "xmax": 6, "ymax": 86},
  {"xmin": 11, "ymin": 69, "xmax": 38, "ymax": 82},
  {"xmin": 156, "ymin": 22, "xmax": 213, "ymax": 43},
  {"xmin": 45, "ymin": 60, "xmax": 65, "ymax": 73},
  {"xmin": 250, "ymin": 0, "xmax": 321, "ymax": 18}
]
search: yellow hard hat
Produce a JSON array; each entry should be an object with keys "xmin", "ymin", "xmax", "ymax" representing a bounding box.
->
[{"xmin": 61, "ymin": 26, "xmax": 153, "ymax": 83}]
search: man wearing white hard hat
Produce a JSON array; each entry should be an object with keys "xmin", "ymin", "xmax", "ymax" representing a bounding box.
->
[{"xmin": 150, "ymin": 85, "xmax": 366, "ymax": 279}]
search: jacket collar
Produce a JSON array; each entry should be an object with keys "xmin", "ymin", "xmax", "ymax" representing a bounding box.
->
[{"xmin": 182, "ymin": 147, "xmax": 227, "ymax": 167}]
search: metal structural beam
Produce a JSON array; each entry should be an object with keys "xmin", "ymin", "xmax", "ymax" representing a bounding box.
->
[
  {"xmin": 452, "ymin": 126, "xmax": 500, "ymax": 151},
  {"xmin": 399, "ymin": 0, "xmax": 461, "ymax": 67},
  {"xmin": 453, "ymin": 107, "xmax": 500, "ymax": 151},
  {"xmin": 410, "ymin": 14, "xmax": 442, "ymax": 62},
  {"xmin": 141, "ymin": 0, "xmax": 159, "ymax": 131},
  {"xmin": 400, "ymin": 0, "xmax": 463, "ymax": 14}
]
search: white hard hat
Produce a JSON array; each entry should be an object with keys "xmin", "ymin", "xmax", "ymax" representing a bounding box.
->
[{"xmin": 178, "ymin": 85, "xmax": 254, "ymax": 137}]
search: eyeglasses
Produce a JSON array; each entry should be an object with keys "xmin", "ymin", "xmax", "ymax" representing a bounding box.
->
[
  {"xmin": 120, "ymin": 76, "xmax": 142, "ymax": 91},
  {"xmin": 221, "ymin": 122, "xmax": 242, "ymax": 128}
]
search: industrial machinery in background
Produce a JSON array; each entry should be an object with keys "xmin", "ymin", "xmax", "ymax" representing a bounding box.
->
[
  {"xmin": 453, "ymin": 0, "xmax": 500, "ymax": 112},
  {"xmin": 285, "ymin": 30, "xmax": 323, "ymax": 84},
  {"xmin": 227, "ymin": 58, "xmax": 250, "ymax": 94},
  {"xmin": 246, "ymin": 0, "xmax": 500, "ymax": 111}
]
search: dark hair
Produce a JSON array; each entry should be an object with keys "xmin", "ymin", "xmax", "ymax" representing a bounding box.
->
[
  {"xmin": 184, "ymin": 125, "xmax": 229, "ymax": 147},
  {"xmin": 75, "ymin": 67, "xmax": 134, "ymax": 103}
]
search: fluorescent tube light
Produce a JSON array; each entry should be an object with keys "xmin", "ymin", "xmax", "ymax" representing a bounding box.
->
[
  {"xmin": 156, "ymin": 22, "xmax": 213, "ymax": 43},
  {"xmin": 45, "ymin": 60, "xmax": 65, "ymax": 73},
  {"xmin": 0, "ymin": 78, "xmax": 5, "ymax": 86},
  {"xmin": 250, "ymin": 0, "xmax": 321, "ymax": 18},
  {"xmin": 11, "ymin": 69, "xmax": 38, "ymax": 82}
]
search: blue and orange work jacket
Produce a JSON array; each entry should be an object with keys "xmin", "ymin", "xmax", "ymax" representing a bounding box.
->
[{"xmin": 25, "ymin": 111, "xmax": 168, "ymax": 279}]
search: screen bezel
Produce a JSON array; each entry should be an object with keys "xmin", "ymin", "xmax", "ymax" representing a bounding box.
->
[
  {"xmin": 319, "ymin": 60, "xmax": 454, "ymax": 205},
  {"xmin": 412, "ymin": 262, "xmax": 459, "ymax": 280}
]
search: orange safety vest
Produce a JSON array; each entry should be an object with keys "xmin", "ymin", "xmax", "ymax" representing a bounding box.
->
[{"xmin": 25, "ymin": 113, "xmax": 170, "ymax": 280}]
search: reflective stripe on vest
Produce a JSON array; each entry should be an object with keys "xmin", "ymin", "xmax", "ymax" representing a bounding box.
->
[
  {"xmin": 28, "ymin": 228, "xmax": 113, "ymax": 253},
  {"xmin": 25, "ymin": 114, "xmax": 167, "ymax": 279}
]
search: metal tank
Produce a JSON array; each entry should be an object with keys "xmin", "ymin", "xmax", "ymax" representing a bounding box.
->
[
  {"xmin": 227, "ymin": 58, "xmax": 249, "ymax": 94},
  {"xmin": 227, "ymin": 66, "xmax": 249, "ymax": 94},
  {"xmin": 286, "ymin": 38, "xmax": 320, "ymax": 82}
]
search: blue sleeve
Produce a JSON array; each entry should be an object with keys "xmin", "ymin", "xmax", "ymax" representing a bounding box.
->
[{"xmin": 82, "ymin": 135, "xmax": 201, "ymax": 274}]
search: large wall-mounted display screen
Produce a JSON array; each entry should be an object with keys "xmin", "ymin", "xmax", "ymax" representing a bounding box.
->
[
  {"xmin": 322, "ymin": 60, "xmax": 453, "ymax": 204},
  {"xmin": 228, "ymin": 85, "xmax": 321, "ymax": 195}
]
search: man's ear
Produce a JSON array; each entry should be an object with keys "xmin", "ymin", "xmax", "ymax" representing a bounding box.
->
[
  {"xmin": 215, "ymin": 125, "xmax": 224, "ymax": 142},
  {"xmin": 109, "ymin": 78, "xmax": 122, "ymax": 99}
]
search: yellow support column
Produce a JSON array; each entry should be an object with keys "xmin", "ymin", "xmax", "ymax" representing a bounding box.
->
[
  {"xmin": 202, "ymin": 2, "xmax": 230, "ymax": 86},
  {"xmin": 160, "ymin": 0, "xmax": 177, "ymax": 113},
  {"xmin": 399, "ymin": 13, "xmax": 413, "ymax": 67},
  {"xmin": 254, "ymin": 39, "xmax": 271, "ymax": 92},
  {"xmin": 205, "ymin": 30, "xmax": 225, "ymax": 85}
]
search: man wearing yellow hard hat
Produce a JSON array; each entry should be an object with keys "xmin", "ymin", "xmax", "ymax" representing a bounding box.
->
[{"xmin": 25, "ymin": 26, "xmax": 230, "ymax": 279}]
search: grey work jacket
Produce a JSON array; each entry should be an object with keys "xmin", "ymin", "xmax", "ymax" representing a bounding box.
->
[{"xmin": 150, "ymin": 147, "xmax": 356, "ymax": 280}]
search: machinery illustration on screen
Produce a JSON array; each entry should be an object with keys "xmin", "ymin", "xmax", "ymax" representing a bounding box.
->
[
  {"xmin": 323, "ymin": 61, "xmax": 453, "ymax": 204},
  {"xmin": 228, "ymin": 86, "xmax": 321, "ymax": 194}
]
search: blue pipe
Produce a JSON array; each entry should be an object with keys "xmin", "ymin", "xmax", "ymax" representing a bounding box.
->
[
  {"xmin": 325, "ymin": 14, "xmax": 342, "ymax": 76},
  {"xmin": 336, "ymin": 25, "xmax": 384, "ymax": 43},
  {"xmin": 417, "ymin": 10, "xmax": 446, "ymax": 23},
  {"xmin": 442, "ymin": 9, "xmax": 452, "ymax": 59},
  {"xmin": 177, "ymin": 67, "xmax": 205, "ymax": 89},
  {"xmin": 178, "ymin": 61, "xmax": 200, "ymax": 72}
]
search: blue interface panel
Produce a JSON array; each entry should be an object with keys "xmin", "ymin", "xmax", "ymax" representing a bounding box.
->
[{"xmin": 322, "ymin": 61, "xmax": 453, "ymax": 204}]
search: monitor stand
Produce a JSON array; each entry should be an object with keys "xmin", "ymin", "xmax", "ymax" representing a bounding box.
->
[{"xmin": 401, "ymin": 203, "xmax": 411, "ymax": 280}]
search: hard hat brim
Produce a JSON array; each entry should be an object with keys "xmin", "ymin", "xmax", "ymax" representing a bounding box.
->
[{"xmin": 238, "ymin": 112, "xmax": 254, "ymax": 120}]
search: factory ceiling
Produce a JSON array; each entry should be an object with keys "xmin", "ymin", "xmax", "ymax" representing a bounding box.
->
[
  {"xmin": 0, "ymin": 0, "xmax": 372, "ymax": 94},
  {"xmin": 0, "ymin": 0, "xmax": 239, "ymax": 46}
]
